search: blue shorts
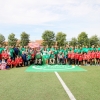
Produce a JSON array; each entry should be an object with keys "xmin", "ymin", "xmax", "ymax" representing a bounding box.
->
[{"xmin": 64, "ymin": 56, "xmax": 68, "ymax": 59}]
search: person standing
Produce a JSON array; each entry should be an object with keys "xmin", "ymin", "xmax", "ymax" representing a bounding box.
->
[
  {"xmin": 21, "ymin": 51, "xmax": 27, "ymax": 66},
  {"xmin": 9, "ymin": 46, "xmax": 15, "ymax": 60}
]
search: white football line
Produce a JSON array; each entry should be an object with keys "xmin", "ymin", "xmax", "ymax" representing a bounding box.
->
[{"xmin": 55, "ymin": 72, "xmax": 76, "ymax": 100}]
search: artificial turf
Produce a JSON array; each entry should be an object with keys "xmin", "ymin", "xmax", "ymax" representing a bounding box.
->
[
  {"xmin": 59, "ymin": 66, "xmax": 100, "ymax": 100},
  {"xmin": 0, "ymin": 67, "xmax": 69, "ymax": 100},
  {"xmin": 0, "ymin": 66, "xmax": 100, "ymax": 100}
]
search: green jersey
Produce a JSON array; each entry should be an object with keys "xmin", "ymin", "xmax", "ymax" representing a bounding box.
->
[
  {"xmin": 74, "ymin": 49, "xmax": 78, "ymax": 53},
  {"xmin": 19, "ymin": 49, "xmax": 22, "ymax": 56},
  {"xmin": 90, "ymin": 48, "xmax": 94, "ymax": 51},
  {"xmin": 63, "ymin": 50, "xmax": 68, "ymax": 56},
  {"xmin": 27, "ymin": 54, "xmax": 31, "ymax": 60},
  {"xmin": 36, "ymin": 53, "xmax": 42, "ymax": 59},
  {"xmin": 84, "ymin": 48, "xmax": 89, "ymax": 53},
  {"xmin": 66, "ymin": 48, "xmax": 69, "ymax": 52},
  {"xmin": 51, "ymin": 48, "xmax": 55, "ymax": 51},
  {"xmin": 40, "ymin": 48, "xmax": 44, "ymax": 53},
  {"xmin": 69, "ymin": 48, "xmax": 72, "ymax": 51},
  {"xmin": 21, "ymin": 48, "xmax": 26, "ymax": 51},
  {"xmin": 46, "ymin": 48, "xmax": 50, "ymax": 52},
  {"xmin": 45, "ymin": 53, "xmax": 50, "ymax": 59},
  {"xmin": 59, "ymin": 49, "xmax": 64, "ymax": 53},
  {"xmin": 98, "ymin": 47, "xmax": 100, "ymax": 51},
  {"xmin": 0, "ymin": 47, "xmax": 4, "ymax": 53},
  {"xmin": 54, "ymin": 50, "xmax": 58, "ymax": 55},
  {"xmin": 50, "ymin": 54, "xmax": 55, "ymax": 58},
  {"xmin": 10, "ymin": 48, "xmax": 14, "ymax": 57},
  {"xmin": 77, "ymin": 49, "xmax": 81, "ymax": 53}
]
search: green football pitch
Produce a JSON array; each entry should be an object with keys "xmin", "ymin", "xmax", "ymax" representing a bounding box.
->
[{"xmin": 0, "ymin": 66, "xmax": 100, "ymax": 100}]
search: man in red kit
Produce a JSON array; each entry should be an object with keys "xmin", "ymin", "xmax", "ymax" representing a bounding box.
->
[
  {"xmin": 68, "ymin": 51, "xmax": 71, "ymax": 65},
  {"xmin": 1, "ymin": 50, "xmax": 5, "ymax": 59},
  {"xmin": 11, "ymin": 59, "xmax": 17, "ymax": 68},
  {"xmin": 87, "ymin": 52, "xmax": 90, "ymax": 65},
  {"xmin": 31, "ymin": 52, "xmax": 35, "ymax": 64},
  {"xmin": 75, "ymin": 52, "xmax": 79, "ymax": 65},
  {"xmin": 15, "ymin": 56, "xmax": 19, "ymax": 67},
  {"xmin": 87, "ymin": 51, "xmax": 92, "ymax": 65},
  {"xmin": 19, "ymin": 56, "xmax": 23, "ymax": 66},
  {"xmin": 96, "ymin": 50, "xmax": 100, "ymax": 66},
  {"xmin": 78, "ymin": 53, "xmax": 83, "ymax": 66},
  {"xmin": 3, "ymin": 50, "xmax": 9, "ymax": 61},
  {"xmin": 7, "ymin": 56, "xmax": 12, "ymax": 68},
  {"xmin": 91, "ymin": 51, "xmax": 96, "ymax": 65},
  {"xmin": 99, "ymin": 51, "xmax": 100, "ymax": 65},
  {"xmin": 83, "ymin": 53, "xmax": 87, "ymax": 66},
  {"xmin": 0, "ymin": 53, "xmax": 2, "ymax": 61},
  {"xmin": 70, "ymin": 51, "xmax": 75, "ymax": 65}
]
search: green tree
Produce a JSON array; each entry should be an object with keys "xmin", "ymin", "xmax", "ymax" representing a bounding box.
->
[
  {"xmin": 98, "ymin": 37, "xmax": 100, "ymax": 46},
  {"xmin": 78, "ymin": 32, "xmax": 89, "ymax": 46},
  {"xmin": 69, "ymin": 37, "xmax": 78, "ymax": 46},
  {"xmin": 8, "ymin": 33, "xmax": 17, "ymax": 46},
  {"xmin": 0, "ymin": 34, "xmax": 5, "ymax": 45},
  {"xmin": 42, "ymin": 30, "xmax": 55, "ymax": 47},
  {"xmin": 89, "ymin": 35, "xmax": 99, "ymax": 46},
  {"xmin": 20, "ymin": 32, "xmax": 30, "ymax": 47},
  {"xmin": 56, "ymin": 32, "xmax": 66, "ymax": 47}
]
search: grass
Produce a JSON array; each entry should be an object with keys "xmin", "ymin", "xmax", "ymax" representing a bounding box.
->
[
  {"xmin": 59, "ymin": 66, "xmax": 100, "ymax": 100},
  {"xmin": 0, "ymin": 66, "xmax": 100, "ymax": 100},
  {"xmin": 0, "ymin": 67, "xmax": 69, "ymax": 100}
]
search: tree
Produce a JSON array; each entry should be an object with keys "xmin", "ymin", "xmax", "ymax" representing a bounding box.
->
[
  {"xmin": 69, "ymin": 37, "xmax": 78, "ymax": 46},
  {"xmin": 42, "ymin": 30, "xmax": 55, "ymax": 47},
  {"xmin": 8, "ymin": 33, "xmax": 17, "ymax": 46},
  {"xmin": 89, "ymin": 35, "xmax": 99, "ymax": 46},
  {"xmin": 98, "ymin": 37, "xmax": 100, "ymax": 46},
  {"xmin": 78, "ymin": 32, "xmax": 89, "ymax": 46},
  {"xmin": 0, "ymin": 34, "xmax": 5, "ymax": 45},
  {"xmin": 20, "ymin": 32, "xmax": 30, "ymax": 47},
  {"xmin": 56, "ymin": 32, "xmax": 66, "ymax": 47}
]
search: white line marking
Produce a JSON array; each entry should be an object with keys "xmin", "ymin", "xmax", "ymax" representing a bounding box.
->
[{"xmin": 55, "ymin": 72, "xmax": 76, "ymax": 100}]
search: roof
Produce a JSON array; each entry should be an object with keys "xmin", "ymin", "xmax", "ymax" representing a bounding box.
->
[{"xmin": 35, "ymin": 40, "xmax": 43, "ymax": 45}]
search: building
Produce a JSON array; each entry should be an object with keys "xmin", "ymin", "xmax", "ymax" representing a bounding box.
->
[{"xmin": 34, "ymin": 40, "xmax": 43, "ymax": 46}]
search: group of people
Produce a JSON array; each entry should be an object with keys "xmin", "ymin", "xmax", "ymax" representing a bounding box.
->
[
  {"xmin": 0, "ymin": 44, "xmax": 100, "ymax": 70},
  {"xmin": 38, "ymin": 45, "xmax": 100, "ymax": 66}
]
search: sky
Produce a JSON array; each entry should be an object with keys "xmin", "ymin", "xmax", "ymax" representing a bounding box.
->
[{"xmin": 0, "ymin": 0, "xmax": 100, "ymax": 41}]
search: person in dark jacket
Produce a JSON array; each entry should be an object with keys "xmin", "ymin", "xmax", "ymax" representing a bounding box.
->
[
  {"xmin": 21, "ymin": 51, "xmax": 28, "ymax": 66},
  {"xmin": 13, "ymin": 46, "xmax": 19, "ymax": 57}
]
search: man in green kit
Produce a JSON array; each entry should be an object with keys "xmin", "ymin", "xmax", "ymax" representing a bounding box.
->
[
  {"xmin": 21, "ymin": 46, "xmax": 26, "ymax": 52},
  {"xmin": 74, "ymin": 46, "xmax": 79, "ymax": 53},
  {"xmin": 96, "ymin": 45, "xmax": 100, "ymax": 51},
  {"xmin": 35, "ymin": 50, "xmax": 42, "ymax": 65},
  {"xmin": 84, "ymin": 46, "xmax": 89, "ymax": 53},
  {"xmin": 0, "ymin": 45, "xmax": 4, "ymax": 60},
  {"xmin": 63, "ymin": 48, "xmax": 68, "ymax": 64},
  {"xmin": 46, "ymin": 45, "xmax": 50, "ymax": 52},
  {"xmin": 9, "ymin": 46, "xmax": 15, "ymax": 59},
  {"xmin": 54, "ymin": 47, "xmax": 58, "ymax": 64},
  {"xmin": 0, "ymin": 45, "xmax": 4, "ymax": 53},
  {"xmin": 49, "ymin": 51, "xmax": 55, "ymax": 65}
]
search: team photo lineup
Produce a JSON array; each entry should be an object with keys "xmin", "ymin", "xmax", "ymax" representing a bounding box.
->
[
  {"xmin": 1, "ymin": 0, "xmax": 100, "ymax": 99},
  {"xmin": 0, "ymin": 44, "xmax": 100, "ymax": 70}
]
